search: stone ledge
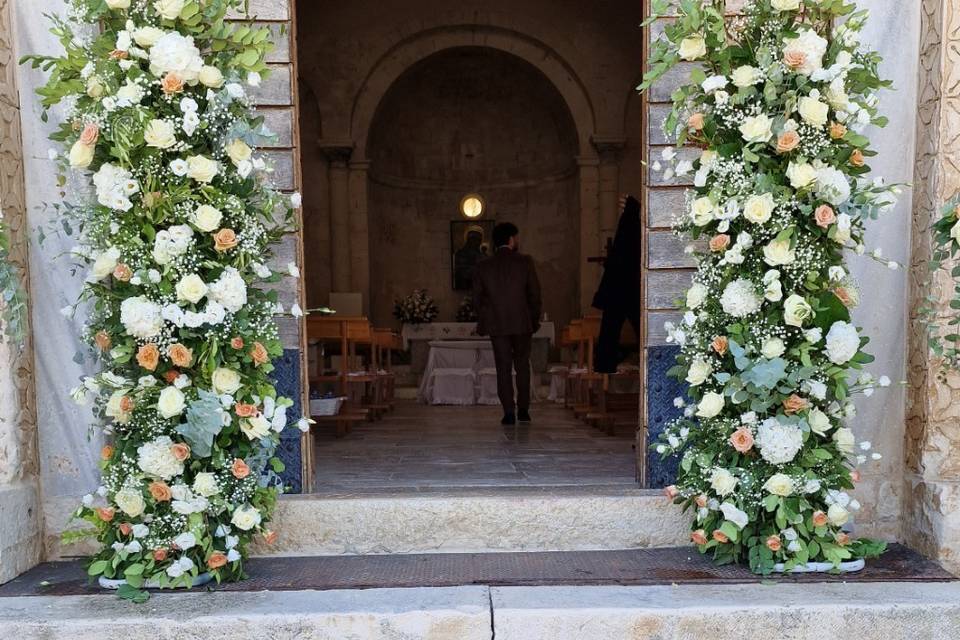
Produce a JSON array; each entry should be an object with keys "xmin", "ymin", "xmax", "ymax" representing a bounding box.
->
[{"xmin": 0, "ymin": 482, "xmax": 41, "ymax": 585}]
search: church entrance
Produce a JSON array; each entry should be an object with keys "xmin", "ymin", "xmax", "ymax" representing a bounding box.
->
[{"xmin": 294, "ymin": 0, "xmax": 648, "ymax": 493}]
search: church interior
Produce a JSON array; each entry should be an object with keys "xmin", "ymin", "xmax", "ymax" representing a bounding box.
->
[{"xmin": 294, "ymin": 0, "xmax": 647, "ymax": 492}]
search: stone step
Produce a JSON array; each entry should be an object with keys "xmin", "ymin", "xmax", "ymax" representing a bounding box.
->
[
  {"xmin": 3, "ymin": 582, "xmax": 960, "ymax": 639},
  {"xmin": 257, "ymin": 486, "xmax": 689, "ymax": 556}
]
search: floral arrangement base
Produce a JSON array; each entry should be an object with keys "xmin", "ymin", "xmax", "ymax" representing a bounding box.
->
[
  {"xmin": 772, "ymin": 558, "xmax": 865, "ymax": 574},
  {"xmin": 98, "ymin": 572, "xmax": 213, "ymax": 590}
]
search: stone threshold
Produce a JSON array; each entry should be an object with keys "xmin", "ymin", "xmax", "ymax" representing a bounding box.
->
[{"xmin": 3, "ymin": 582, "xmax": 960, "ymax": 639}]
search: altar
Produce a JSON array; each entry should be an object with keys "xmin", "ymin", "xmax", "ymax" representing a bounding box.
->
[{"xmin": 402, "ymin": 322, "xmax": 555, "ymax": 374}]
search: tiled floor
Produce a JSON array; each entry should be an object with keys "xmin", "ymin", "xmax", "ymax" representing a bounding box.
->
[{"xmin": 312, "ymin": 399, "xmax": 638, "ymax": 491}]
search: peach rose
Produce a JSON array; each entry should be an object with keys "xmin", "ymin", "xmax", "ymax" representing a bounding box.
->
[
  {"xmin": 149, "ymin": 481, "xmax": 172, "ymax": 502},
  {"xmin": 691, "ymin": 529, "xmax": 708, "ymax": 545},
  {"xmin": 262, "ymin": 530, "xmax": 279, "ymax": 545},
  {"xmin": 835, "ymin": 532, "xmax": 851, "ymax": 546},
  {"xmin": 688, "ymin": 112, "xmax": 705, "ymax": 131},
  {"xmin": 164, "ymin": 369, "xmax": 181, "ymax": 384},
  {"xmin": 776, "ymin": 130, "xmax": 800, "ymax": 154},
  {"xmin": 109, "ymin": 49, "xmax": 129, "ymax": 60},
  {"xmin": 213, "ymin": 228, "xmax": 238, "ymax": 252},
  {"xmin": 153, "ymin": 548, "xmax": 168, "ymax": 562},
  {"xmin": 119, "ymin": 395, "xmax": 135, "ymax": 414},
  {"xmin": 829, "ymin": 122, "xmax": 847, "ymax": 140},
  {"xmin": 231, "ymin": 458, "xmax": 250, "ymax": 479},
  {"xmin": 235, "ymin": 403, "xmax": 259, "ymax": 418},
  {"xmin": 814, "ymin": 204, "xmax": 836, "ymax": 229},
  {"xmin": 711, "ymin": 336, "xmax": 729, "ymax": 356},
  {"xmin": 709, "ymin": 234, "xmax": 731, "ymax": 252},
  {"xmin": 766, "ymin": 535, "xmax": 782, "ymax": 552},
  {"xmin": 168, "ymin": 343, "xmax": 193, "ymax": 368},
  {"xmin": 783, "ymin": 50, "xmax": 807, "ymax": 69},
  {"xmin": 118, "ymin": 522, "xmax": 133, "ymax": 536},
  {"xmin": 250, "ymin": 342, "xmax": 269, "ymax": 366},
  {"xmin": 729, "ymin": 427, "xmax": 755, "ymax": 453},
  {"xmin": 137, "ymin": 343, "xmax": 160, "ymax": 371},
  {"xmin": 231, "ymin": 336, "xmax": 244, "ymax": 350},
  {"xmin": 161, "ymin": 73, "xmax": 184, "ymax": 94},
  {"xmin": 664, "ymin": 485, "xmax": 679, "ymax": 500},
  {"xmin": 812, "ymin": 510, "xmax": 828, "ymax": 527},
  {"xmin": 96, "ymin": 507, "xmax": 115, "ymax": 522},
  {"xmin": 850, "ymin": 149, "xmax": 865, "ymax": 167},
  {"xmin": 712, "ymin": 529, "xmax": 729, "ymax": 543},
  {"xmin": 207, "ymin": 552, "xmax": 228, "ymax": 569},
  {"xmin": 695, "ymin": 494, "xmax": 708, "ymax": 508},
  {"xmin": 783, "ymin": 394, "xmax": 809, "ymax": 415},
  {"xmin": 833, "ymin": 286, "xmax": 854, "ymax": 308},
  {"xmin": 79, "ymin": 122, "xmax": 100, "ymax": 146},
  {"xmin": 113, "ymin": 263, "xmax": 132, "ymax": 282},
  {"xmin": 101, "ymin": 445, "xmax": 115, "ymax": 460},
  {"xmin": 94, "ymin": 330, "xmax": 112, "ymax": 351},
  {"xmin": 850, "ymin": 469, "xmax": 861, "ymax": 483},
  {"xmin": 170, "ymin": 443, "xmax": 191, "ymax": 462}
]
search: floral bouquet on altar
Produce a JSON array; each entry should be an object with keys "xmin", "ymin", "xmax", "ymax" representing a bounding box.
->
[
  {"xmin": 393, "ymin": 288, "xmax": 439, "ymax": 325},
  {"xmin": 641, "ymin": 0, "xmax": 901, "ymax": 574},
  {"xmin": 22, "ymin": 0, "xmax": 309, "ymax": 594},
  {"xmin": 455, "ymin": 295, "xmax": 478, "ymax": 323}
]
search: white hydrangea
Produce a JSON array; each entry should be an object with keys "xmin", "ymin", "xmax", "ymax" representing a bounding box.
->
[
  {"xmin": 815, "ymin": 166, "xmax": 851, "ymax": 205},
  {"xmin": 720, "ymin": 278, "xmax": 762, "ymax": 318},
  {"xmin": 825, "ymin": 321, "xmax": 860, "ymax": 364},
  {"xmin": 755, "ymin": 418, "xmax": 804, "ymax": 464},
  {"xmin": 152, "ymin": 224, "xmax": 194, "ymax": 265},
  {"xmin": 148, "ymin": 32, "xmax": 204, "ymax": 81},
  {"xmin": 120, "ymin": 296, "xmax": 164, "ymax": 338},
  {"xmin": 137, "ymin": 435, "xmax": 184, "ymax": 480},
  {"xmin": 92, "ymin": 163, "xmax": 139, "ymax": 211},
  {"xmin": 207, "ymin": 267, "xmax": 247, "ymax": 313}
]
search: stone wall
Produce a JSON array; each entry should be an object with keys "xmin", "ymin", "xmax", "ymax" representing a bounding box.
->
[{"xmin": 0, "ymin": 0, "xmax": 41, "ymax": 584}]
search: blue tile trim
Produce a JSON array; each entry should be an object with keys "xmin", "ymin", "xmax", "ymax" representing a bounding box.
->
[
  {"xmin": 645, "ymin": 345, "xmax": 685, "ymax": 489},
  {"xmin": 271, "ymin": 348, "xmax": 303, "ymax": 494}
]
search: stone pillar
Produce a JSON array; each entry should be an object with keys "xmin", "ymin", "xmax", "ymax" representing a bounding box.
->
[
  {"xmin": 0, "ymin": 0, "xmax": 41, "ymax": 583},
  {"xmin": 348, "ymin": 160, "xmax": 371, "ymax": 313},
  {"xmin": 904, "ymin": 0, "xmax": 960, "ymax": 575},
  {"xmin": 320, "ymin": 143, "xmax": 354, "ymax": 293},
  {"xmin": 577, "ymin": 155, "xmax": 601, "ymax": 313},
  {"xmin": 592, "ymin": 136, "xmax": 626, "ymax": 242}
]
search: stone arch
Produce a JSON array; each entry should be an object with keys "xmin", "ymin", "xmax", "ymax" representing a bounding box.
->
[{"xmin": 349, "ymin": 25, "xmax": 597, "ymax": 162}]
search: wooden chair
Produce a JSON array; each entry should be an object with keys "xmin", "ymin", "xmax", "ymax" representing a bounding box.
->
[{"xmin": 306, "ymin": 316, "xmax": 377, "ymax": 435}]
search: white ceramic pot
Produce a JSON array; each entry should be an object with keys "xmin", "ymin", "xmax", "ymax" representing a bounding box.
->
[
  {"xmin": 98, "ymin": 572, "xmax": 213, "ymax": 590},
  {"xmin": 772, "ymin": 558, "xmax": 865, "ymax": 574}
]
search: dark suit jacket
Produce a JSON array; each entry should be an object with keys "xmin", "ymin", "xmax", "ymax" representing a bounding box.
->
[
  {"xmin": 473, "ymin": 248, "xmax": 542, "ymax": 337},
  {"xmin": 592, "ymin": 195, "xmax": 641, "ymax": 312}
]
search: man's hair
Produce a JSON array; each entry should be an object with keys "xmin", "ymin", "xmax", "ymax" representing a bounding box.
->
[{"xmin": 493, "ymin": 222, "xmax": 519, "ymax": 248}]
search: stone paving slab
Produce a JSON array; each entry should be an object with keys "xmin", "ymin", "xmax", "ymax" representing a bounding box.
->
[{"xmin": 0, "ymin": 544, "xmax": 952, "ymax": 597}]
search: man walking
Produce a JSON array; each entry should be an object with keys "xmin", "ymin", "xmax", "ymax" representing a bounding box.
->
[{"xmin": 473, "ymin": 222, "xmax": 542, "ymax": 425}]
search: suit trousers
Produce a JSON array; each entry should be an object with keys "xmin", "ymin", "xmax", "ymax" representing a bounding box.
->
[
  {"xmin": 595, "ymin": 306, "xmax": 641, "ymax": 374},
  {"xmin": 489, "ymin": 333, "xmax": 533, "ymax": 413}
]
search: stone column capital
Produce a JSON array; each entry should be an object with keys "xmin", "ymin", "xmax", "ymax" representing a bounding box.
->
[
  {"xmin": 318, "ymin": 141, "xmax": 355, "ymax": 165},
  {"xmin": 590, "ymin": 135, "xmax": 626, "ymax": 162}
]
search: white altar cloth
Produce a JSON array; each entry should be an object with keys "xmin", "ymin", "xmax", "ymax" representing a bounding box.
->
[
  {"xmin": 402, "ymin": 322, "xmax": 555, "ymax": 349},
  {"xmin": 417, "ymin": 340, "xmax": 538, "ymax": 405}
]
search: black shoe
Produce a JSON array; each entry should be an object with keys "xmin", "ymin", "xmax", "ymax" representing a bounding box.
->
[
  {"xmin": 501, "ymin": 413, "xmax": 516, "ymax": 426},
  {"xmin": 517, "ymin": 409, "xmax": 531, "ymax": 423}
]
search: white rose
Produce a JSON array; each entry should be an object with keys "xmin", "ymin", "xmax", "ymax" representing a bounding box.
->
[
  {"xmin": 86, "ymin": 76, "xmax": 105, "ymax": 98},
  {"xmin": 69, "ymin": 140, "xmax": 95, "ymax": 168},
  {"xmin": 690, "ymin": 197, "xmax": 716, "ymax": 226},
  {"xmin": 772, "ymin": 0, "xmax": 800, "ymax": 8},
  {"xmin": 798, "ymin": 95, "xmax": 829, "ymax": 126},
  {"xmin": 144, "ymin": 119, "xmax": 177, "ymax": 149},
  {"xmin": 114, "ymin": 487, "xmax": 145, "ymax": 516},
  {"xmin": 157, "ymin": 386, "xmax": 186, "ymax": 418},
  {"xmin": 731, "ymin": 65, "xmax": 763, "ymax": 87},
  {"xmin": 739, "ymin": 114, "xmax": 773, "ymax": 143},
  {"xmin": 815, "ymin": 167, "xmax": 851, "ymax": 206},
  {"xmin": 192, "ymin": 204, "xmax": 223, "ymax": 232},
  {"xmin": 783, "ymin": 294, "xmax": 813, "ymax": 327},
  {"xmin": 192, "ymin": 472, "xmax": 220, "ymax": 497},
  {"xmin": 763, "ymin": 238, "xmax": 796, "ymax": 266},
  {"xmin": 743, "ymin": 193, "xmax": 775, "ymax": 224},
  {"xmin": 825, "ymin": 321, "xmax": 860, "ymax": 364},
  {"xmin": 710, "ymin": 468, "xmax": 738, "ymax": 497},
  {"xmin": 686, "ymin": 358, "xmax": 713, "ymax": 386},
  {"xmin": 199, "ymin": 65, "xmax": 225, "ymax": 88},
  {"xmin": 211, "ymin": 367, "xmax": 242, "ymax": 394},
  {"xmin": 91, "ymin": 247, "xmax": 121, "ymax": 280},
  {"xmin": 154, "ymin": 0, "xmax": 185, "ymax": 20},
  {"xmin": 231, "ymin": 505, "xmax": 262, "ymax": 531},
  {"xmin": 186, "ymin": 155, "xmax": 219, "ymax": 183},
  {"xmin": 678, "ymin": 33, "xmax": 707, "ymax": 61},
  {"xmin": 761, "ymin": 337, "xmax": 786, "ymax": 359},
  {"xmin": 133, "ymin": 26, "xmax": 164, "ymax": 47},
  {"xmin": 763, "ymin": 473, "xmax": 794, "ymax": 497},
  {"xmin": 225, "ymin": 139, "xmax": 252, "ymax": 166},
  {"xmin": 696, "ymin": 392, "xmax": 725, "ymax": 419},
  {"xmin": 686, "ymin": 283, "xmax": 708, "ymax": 309},
  {"xmin": 834, "ymin": 213, "xmax": 852, "ymax": 244},
  {"xmin": 833, "ymin": 427, "xmax": 856, "ymax": 455},
  {"xmin": 787, "ymin": 161, "xmax": 817, "ymax": 189},
  {"xmin": 176, "ymin": 274, "xmax": 208, "ymax": 304},
  {"xmin": 241, "ymin": 414, "xmax": 271, "ymax": 440},
  {"xmin": 827, "ymin": 502, "xmax": 849, "ymax": 526},
  {"xmin": 826, "ymin": 76, "xmax": 850, "ymax": 110},
  {"xmin": 106, "ymin": 0, "xmax": 131, "ymax": 8},
  {"xmin": 808, "ymin": 408, "xmax": 832, "ymax": 436}
]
